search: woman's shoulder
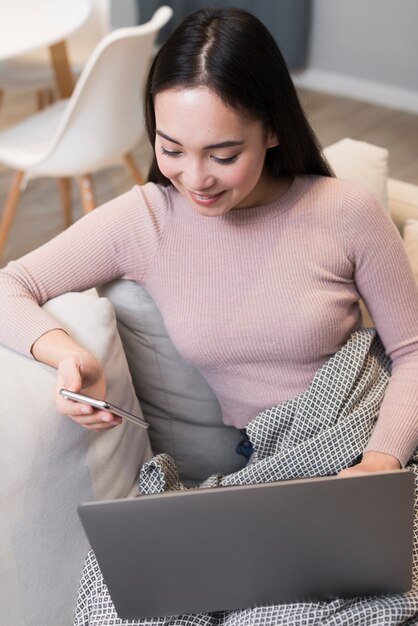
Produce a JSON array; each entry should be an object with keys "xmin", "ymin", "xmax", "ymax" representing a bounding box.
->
[
  {"xmin": 86, "ymin": 182, "xmax": 175, "ymax": 243},
  {"xmin": 130, "ymin": 181, "xmax": 185, "ymax": 214},
  {"xmin": 306, "ymin": 174, "xmax": 381, "ymax": 200},
  {"xmin": 305, "ymin": 175, "xmax": 388, "ymax": 220},
  {"xmin": 94, "ymin": 181, "xmax": 170, "ymax": 215},
  {"xmin": 309, "ymin": 176, "xmax": 387, "ymax": 209},
  {"xmin": 131, "ymin": 181, "xmax": 171, "ymax": 207}
]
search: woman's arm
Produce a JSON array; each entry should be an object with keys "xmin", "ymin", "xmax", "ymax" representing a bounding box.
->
[
  {"xmin": 0, "ymin": 184, "xmax": 167, "ymax": 357},
  {"xmin": 342, "ymin": 183, "xmax": 418, "ymax": 470},
  {"xmin": 32, "ymin": 329, "xmax": 121, "ymax": 429},
  {"xmin": 0, "ymin": 184, "xmax": 168, "ymax": 429}
]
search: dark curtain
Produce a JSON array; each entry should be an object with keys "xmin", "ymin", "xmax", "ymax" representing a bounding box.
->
[{"xmin": 138, "ymin": 0, "xmax": 311, "ymax": 70}]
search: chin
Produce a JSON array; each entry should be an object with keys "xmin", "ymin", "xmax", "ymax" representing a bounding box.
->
[{"xmin": 192, "ymin": 201, "xmax": 234, "ymax": 217}]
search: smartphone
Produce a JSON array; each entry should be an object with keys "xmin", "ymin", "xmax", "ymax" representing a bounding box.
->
[{"xmin": 59, "ymin": 389, "xmax": 149, "ymax": 430}]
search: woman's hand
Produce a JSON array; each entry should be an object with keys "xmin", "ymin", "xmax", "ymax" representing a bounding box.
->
[
  {"xmin": 55, "ymin": 351, "xmax": 122, "ymax": 430},
  {"xmin": 338, "ymin": 451, "xmax": 401, "ymax": 477}
]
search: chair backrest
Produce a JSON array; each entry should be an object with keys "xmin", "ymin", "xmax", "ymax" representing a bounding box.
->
[
  {"xmin": 67, "ymin": 0, "xmax": 110, "ymax": 66},
  {"xmin": 34, "ymin": 6, "xmax": 172, "ymax": 177}
]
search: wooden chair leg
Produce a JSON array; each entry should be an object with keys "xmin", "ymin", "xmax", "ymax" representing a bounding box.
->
[
  {"xmin": 36, "ymin": 89, "xmax": 55, "ymax": 111},
  {"xmin": 58, "ymin": 178, "xmax": 72, "ymax": 228},
  {"xmin": 36, "ymin": 90, "xmax": 45, "ymax": 111},
  {"xmin": 77, "ymin": 175, "xmax": 96, "ymax": 213},
  {"xmin": 123, "ymin": 152, "xmax": 144, "ymax": 186},
  {"xmin": 0, "ymin": 171, "xmax": 25, "ymax": 257},
  {"xmin": 47, "ymin": 88, "xmax": 55, "ymax": 105}
]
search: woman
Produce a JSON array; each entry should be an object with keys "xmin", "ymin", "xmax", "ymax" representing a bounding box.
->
[{"xmin": 0, "ymin": 7, "xmax": 417, "ymax": 476}]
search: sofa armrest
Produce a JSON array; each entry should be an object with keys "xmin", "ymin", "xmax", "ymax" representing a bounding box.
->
[
  {"xmin": 388, "ymin": 177, "xmax": 418, "ymax": 234},
  {"xmin": 0, "ymin": 290, "xmax": 151, "ymax": 626}
]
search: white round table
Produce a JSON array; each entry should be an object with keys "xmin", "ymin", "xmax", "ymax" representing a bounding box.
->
[{"xmin": 0, "ymin": 0, "xmax": 91, "ymax": 96}]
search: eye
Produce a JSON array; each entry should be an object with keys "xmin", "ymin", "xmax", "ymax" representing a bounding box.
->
[
  {"xmin": 211, "ymin": 154, "xmax": 239, "ymax": 165},
  {"xmin": 160, "ymin": 146, "xmax": 182, "ymax": 158}
]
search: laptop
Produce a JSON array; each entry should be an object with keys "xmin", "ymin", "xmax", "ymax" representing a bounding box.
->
[{"xmin": 78, "ymin": 470, "xmax": 414, "ymax": 620}]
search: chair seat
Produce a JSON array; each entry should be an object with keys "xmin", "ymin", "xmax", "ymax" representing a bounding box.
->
[{"xmin": 0, "ymin": 100, "xmax": 68, "ymax": 169}]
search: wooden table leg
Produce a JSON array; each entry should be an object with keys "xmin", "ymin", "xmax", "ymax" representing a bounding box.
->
[
  {"xmin": 0, "ymin": 171, "xmax": 25, "ymax": 257},
  {"xmin": 49, "ymin": 41, "xmax": 76, "ymax": 226},
  {"xmin": 49, "ymin": 40, "xmax": 75, "ymax": 98},
  {"xmin": 58, "ymin": 178, "xmax": 73, "ymax": 228}
]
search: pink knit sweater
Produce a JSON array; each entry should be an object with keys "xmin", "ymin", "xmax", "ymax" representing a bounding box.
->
[{"xmin": 1, "ymin": 176, "xmax": 417, "ymax": 465}]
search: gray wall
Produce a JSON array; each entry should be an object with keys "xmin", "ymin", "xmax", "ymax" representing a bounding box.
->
[
  {"xmin": 137, "ymin": 0, "xmax": 311, "ymax": 69},
  {"xmin": 307, "ymin": 0, "xmax": 418, "ymax": 92},
  {"xmin": 111, "ymin": 0, "xmax": 418, "ymax": 109},
  {"xmin": 110, "ymin": 0, "xmax": 138, "ymax": 29},
  {"xmin": 110, "ymin": 0, "xmax": 418, "ymax": 90}
]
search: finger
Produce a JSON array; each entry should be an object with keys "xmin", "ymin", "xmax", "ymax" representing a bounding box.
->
[
  {"xmin": 82, "ymin": 421, "xmax": 121, "ymax": 431},
  {"xmin": 57, "ymin": 360, "xmax": 83, "ymax": 394},
  {"xmin": 337, "ymin": 467, "xmax": 353, "ymax": 477},
  {"xmin": 68, "ymin": 417, "xmax": 121, "ymax": 430},
  {"xmin": 338, "ymin": 467, "xmax": 367, "ymax": 478},
  {"xmin": 57, "ymin": 396, "xmax": 94, "ymax": 417},
  {"xmin": 68, "ymin": 409, "xmax": 122, "ymax": 427}
]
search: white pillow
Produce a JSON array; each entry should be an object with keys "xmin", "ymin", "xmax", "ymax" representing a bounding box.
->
[
  {"xmin": 323, "ymin": 138, "xmax": 389, "ymax": 212},
  {"xmin": 0, "ymin": 290, "xmax": 152, "ymax": 626}
]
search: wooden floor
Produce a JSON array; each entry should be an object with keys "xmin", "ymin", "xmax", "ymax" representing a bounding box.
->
[
  {"xmin": 0, "ymin": 87, "xmax": 417, "ymax": 266},
  {"xmin": 298, "ymin": 88, "xmax": 418, "ymax": 185}
]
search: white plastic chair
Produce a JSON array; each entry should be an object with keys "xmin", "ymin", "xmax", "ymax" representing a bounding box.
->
[
  {"xmin": 0, "ymin": 6, "xmax": 173, "ymax": 257},
  {"xmin": 0, "ymin": 0, "xmax": 111, "ymax": 111}
]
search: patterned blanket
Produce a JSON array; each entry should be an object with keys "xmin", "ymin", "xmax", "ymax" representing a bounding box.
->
[{"xmin": 74, "ymin": 329, "xmax": 418, "ymax": 625}]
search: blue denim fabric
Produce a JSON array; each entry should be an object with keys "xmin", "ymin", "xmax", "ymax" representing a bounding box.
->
[{"xmin": 236, "ymin": 429, "xmax": 254, "ymax": 460}]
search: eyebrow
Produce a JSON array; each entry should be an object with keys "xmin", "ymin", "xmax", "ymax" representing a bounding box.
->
[{"xmin": 155, "ymin": 129, "xmax": 245, "ymax": 150}]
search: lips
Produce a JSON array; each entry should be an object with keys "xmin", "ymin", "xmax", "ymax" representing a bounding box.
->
[{"xmin": 189, "ymin": 190, "xmax": 225, "ymax": 206}]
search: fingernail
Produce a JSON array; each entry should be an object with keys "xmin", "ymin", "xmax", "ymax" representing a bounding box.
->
[
  {"xmin": 101, "ymin": 414, "xmax": 112, "ymax": 422},
  {"xmin": 81, "ymin": 406, "xmax": 91, "ymax": 414}
]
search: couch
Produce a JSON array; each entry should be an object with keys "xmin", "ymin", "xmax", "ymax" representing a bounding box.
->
[{"xmin": 1, "ymin": 138, "xmax": 418, "ymax": 626}]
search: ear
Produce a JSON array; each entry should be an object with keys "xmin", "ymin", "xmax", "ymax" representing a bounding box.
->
[{"xmin": 266, "ymin": 128, "xmax": 279, "ymax": 149}]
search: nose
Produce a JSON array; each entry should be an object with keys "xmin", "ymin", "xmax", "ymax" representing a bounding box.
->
[{"xmin": 183, "ymin": 159, "xmax": 215, "ymax": 191}]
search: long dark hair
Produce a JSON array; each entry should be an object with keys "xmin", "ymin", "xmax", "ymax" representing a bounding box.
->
[{"xmin": 145, "ymin": 7, "xmax": 333, "ymax": 185}]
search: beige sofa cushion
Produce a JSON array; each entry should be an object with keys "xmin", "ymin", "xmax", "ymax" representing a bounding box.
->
[
  {"xmin": 0, "ymin": 290, "xmax": 152, "ymax": 626},
  {"xmin": 404, "ymin": 219, "xmax": 418, "ymax": 283},
  {"xmin": 323, "ymin": 137, "xmax": 389, "ymax": 211}
]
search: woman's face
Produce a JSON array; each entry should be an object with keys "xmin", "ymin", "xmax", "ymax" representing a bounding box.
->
[{"xmin": 154, "ymin": 87, "xmax": 279, "ymax": 217}]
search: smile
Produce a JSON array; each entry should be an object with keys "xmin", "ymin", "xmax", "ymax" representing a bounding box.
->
[{"xmin": 189, "ymin": 190, "xmax": 225, "ymax": 206}]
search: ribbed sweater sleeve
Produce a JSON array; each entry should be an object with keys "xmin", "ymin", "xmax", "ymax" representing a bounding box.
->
[
  {"xmin": 341, "ymin": 185, "xmax": 418, "ymax": 465},
  {"xmin": 0, "ymin": 183, "xmax": 169, "ymax": 356}
]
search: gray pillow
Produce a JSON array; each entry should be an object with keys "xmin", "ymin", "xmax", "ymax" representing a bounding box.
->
[{"xmin": 98, "ymin": 280, "xmax": 246, "ymax": 485}]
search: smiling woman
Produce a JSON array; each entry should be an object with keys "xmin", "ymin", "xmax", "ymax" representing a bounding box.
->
[
  {"xmin": 1, "ymin": 5, "xmax": 418, "ymax": 623},
  {"xmin": 153, "ymin": 87, "xmax": 284, "ymax": 216},
  {"xmin": 0, "ymin": 8, "xmax": 418, "ymax": 488},
  {"xmin": 145, "ymin": 6, "xmax": 332, "ymax": 187}
]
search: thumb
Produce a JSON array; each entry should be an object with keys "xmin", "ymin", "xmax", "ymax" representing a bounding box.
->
[{"xmin": 57, "ymin": 357, "xmax": 83, "ymax": 393}]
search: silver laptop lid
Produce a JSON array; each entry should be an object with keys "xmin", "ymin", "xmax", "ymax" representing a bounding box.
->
[{"xmin": 78, "ymin": 471, "xmax": 414, "ymax": 620}]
